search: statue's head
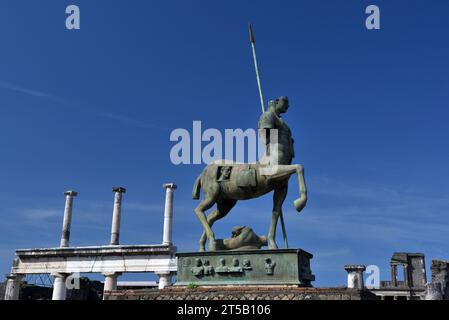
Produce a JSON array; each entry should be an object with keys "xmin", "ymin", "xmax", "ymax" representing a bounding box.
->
[
  {"xmin": 268, "ymin": 96, "xmax": 289, "ymax": 114},
  {"xmin": 231, "ymin": 226, "xmax": 246, "ymax": 238}
]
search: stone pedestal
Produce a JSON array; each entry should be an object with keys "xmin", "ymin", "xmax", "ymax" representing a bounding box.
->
[{"xmin": 176, "ymin": 249, "xmax": 314, "ymax": 287}]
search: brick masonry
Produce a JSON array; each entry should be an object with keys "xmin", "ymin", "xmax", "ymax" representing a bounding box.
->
[{"xmin": 105, "ymin": 286, "xmax": 379, "ymax": 300}]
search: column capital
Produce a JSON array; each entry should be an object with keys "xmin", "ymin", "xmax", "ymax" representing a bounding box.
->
[
  {"xmin": 51, "ymin": 272, "xmax": 71, "ymax": 278},
  {"xmin": 102, "ymin": 272, "xmax": 123, "ymax": 277},
  {"xmin": 344, "ymin": 264, "xmax": 366, "ymax": 273},
  {"xmin": 163, "ymin": 183, "xmax": 177, "ymax": 190},
  {"xmin": 112, "ymin": 187, "xmax": 126, "ymax": 193},
  {"xmin": 155, "ymin": 271, "xmax": 175, "ymax": 276},
  {"xmin": 64, "ymin": 190, "xmax": 78, "ymax": 197},
  {"xmin": 5, "ymin": 273, "xmax": 24, "ymax": 281}
]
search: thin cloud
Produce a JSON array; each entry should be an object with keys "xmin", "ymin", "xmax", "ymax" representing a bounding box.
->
[
  {"xmin": 20, "ymin": 208, "xmax": 61, "ymax": 223},
  {"xmin": 0, "ymin": 79, "xmax": 172, "ymax": 130},
  {"xmin": 0, "ymin": 80, "xmax": 54, "ymax": 99}
]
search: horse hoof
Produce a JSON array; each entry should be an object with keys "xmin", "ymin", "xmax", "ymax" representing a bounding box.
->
[
  {"xmin": 208, "ymin": 240, "xmax": 217, "ymax": 252},
  {"xmin": 294, "ymin": 198, "xmax": 307, "ymax": 212},
  {"xmin": 268, "ymin": 240, "xmax": 278, "ymax": 250},
  {"xmin": 198, "ymin": 247, "xmax": 206, "ymax": 252}
]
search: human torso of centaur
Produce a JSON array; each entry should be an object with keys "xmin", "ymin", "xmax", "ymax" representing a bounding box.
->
[{"xmin": 258, "ymin": 109, "xmax": 295, "ymax": 165}]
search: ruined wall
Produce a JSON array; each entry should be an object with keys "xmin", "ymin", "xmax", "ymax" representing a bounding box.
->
[{"xmin": 430, "ymin": 260, "xmax": 449, "ymax": 299}]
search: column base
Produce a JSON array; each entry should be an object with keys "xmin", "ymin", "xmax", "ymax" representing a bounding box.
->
[{"xmin": 156, "ymin": 272, "xmax": 174, "ymax": 289}]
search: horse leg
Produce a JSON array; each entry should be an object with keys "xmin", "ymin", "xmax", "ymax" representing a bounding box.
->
[
  {"xmin": 264, "ymin": 164, "xmax": 307, "ymax": 213},
  {"xmin": 195, "ymin": 195, "xmax": 218, "ymax": 251},
  {"xmin": 268, "ymin": 185, "xmax": 288, "ymax": 249},
  {"xmin": 198, "ymin": 199, "xmax": 237, "ymax": 251},
  {"xmin": 198, "ymin": 208, "xmax": 218, "ymax": 252},
  {"xmin": 293, "ymin": 164, "xmax": 308, "ymax": 212}
]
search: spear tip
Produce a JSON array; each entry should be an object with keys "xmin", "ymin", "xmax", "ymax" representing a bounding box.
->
[{"xmin": 248, "ymin": 23, "xmax": 255, "ymax": 43}]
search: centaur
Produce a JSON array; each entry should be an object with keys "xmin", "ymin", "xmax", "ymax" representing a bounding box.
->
[{"xmin": 192, "ymin": 96, "xmax": 307, "ymax": 252}]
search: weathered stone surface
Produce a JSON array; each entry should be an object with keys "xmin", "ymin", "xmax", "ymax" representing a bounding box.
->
[
  {"xmin": 430, "ymin": 260, "xmax": 449, "ymax": 299},
  {"xmin": 176, "ymin": 249, "xmax": 314, "ymax": 286},
  {"xmin": 104, "ymin": 286, "xmax": 378, "ymax": 300},
  {"xmin": 11, "ymin": 244, "xmax": 177, "ymax": 274}
]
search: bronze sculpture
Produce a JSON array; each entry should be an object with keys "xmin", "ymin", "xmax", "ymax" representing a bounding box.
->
[{"xmin": 192, "ymin": 96, "xmax": 307, "ymax": 252}]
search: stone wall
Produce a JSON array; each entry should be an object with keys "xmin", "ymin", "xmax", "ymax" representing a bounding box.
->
[
  {"xmin": 105, "ymin": 286, "xmax": 379, "ymax": 300},
  {"xmin": 430, "ymin": 260, "xmax": 449, "ymax": 299}
]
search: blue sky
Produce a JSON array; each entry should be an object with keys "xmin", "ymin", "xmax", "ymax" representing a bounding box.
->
[{"xmin": 0, "ymin": 0, "xmax": 448, "ymax": 287}]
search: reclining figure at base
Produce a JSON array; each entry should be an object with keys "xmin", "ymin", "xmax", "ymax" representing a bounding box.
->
[{"xmin": 214, "ymin": 226, "xmax": 267, "ymax": 251}]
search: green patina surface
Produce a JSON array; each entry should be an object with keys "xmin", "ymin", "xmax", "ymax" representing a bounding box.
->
[{"xmin": 176, "ymin": 249, "xmax": 315, "ymax": 286}]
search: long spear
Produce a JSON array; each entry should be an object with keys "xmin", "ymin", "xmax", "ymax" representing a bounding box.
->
[
  {"xmin": 249, "ymin": 24, "xmax": 289, "ymax": 248},
  {"xmin": 249, "ymin": 24, "xmax": 265, "ymax": 114}
]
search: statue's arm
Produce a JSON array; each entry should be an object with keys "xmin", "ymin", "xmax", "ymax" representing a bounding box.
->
[{"xmin": 258, "ymin": 112, "xmax": 275, "ymax": 147}]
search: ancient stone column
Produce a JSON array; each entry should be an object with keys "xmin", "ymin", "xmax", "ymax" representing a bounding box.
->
[
  {"xmin": 162, "ymin": 183, "xmax": 177, "ymax": 246},
  {"xmin": 345, "ymin": 265, "xmax": 366, "ymax": 289},
  {"xmin": 4, "ymin": 274, "xmax": 24, "ymax": 300},
  {"xmin": 60, "ymin": 191, "xmax": 78, "ymax": 248},
  {"xmin": 156, "ymin": 272, "xmax": 172, "ymax": 289},
  {"xmin": 103, "ymin": 272, "xmax": 122, "ymax": 300},
  {"xmin": 403, "ymin": 263, "xmax": 409, "ymax": 287},
  {"xmin": 52, "ymin": 273, "xmax": 69, "ymax": 300},
  {"xmin": 110, "ymin": 187, "xmax": 126, "ymax": 245},
  {"xmin": 391, "ymin": 264, "xmax": 398, "ymax": 287},
  {"xmin": 420, "ymin": 256, "xmax": 427, "ymax": 287}
]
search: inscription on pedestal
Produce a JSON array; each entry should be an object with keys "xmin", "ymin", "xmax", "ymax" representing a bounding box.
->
[{"xmin": 176, "ymin": 249, "xmax": 315, "ymax": 286}]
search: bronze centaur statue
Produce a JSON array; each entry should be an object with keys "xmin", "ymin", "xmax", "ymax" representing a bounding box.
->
[{"xmin": 192, "ymin": 97, "xmax": 307, "ymax": 252}]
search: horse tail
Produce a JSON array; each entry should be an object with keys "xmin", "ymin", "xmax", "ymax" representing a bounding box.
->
[{"xmin": 192, "ymin": 174, "xmax": 202, "ymax": 199}]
